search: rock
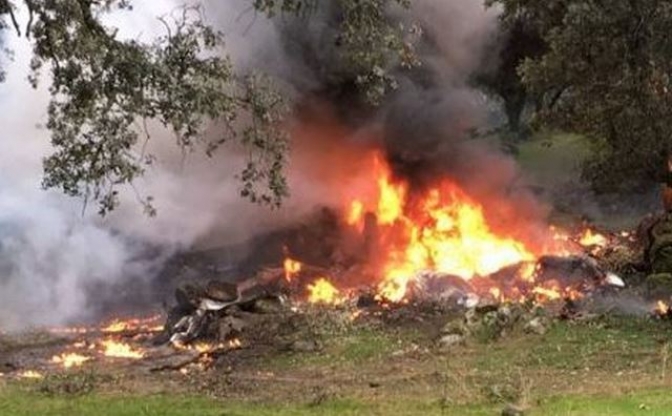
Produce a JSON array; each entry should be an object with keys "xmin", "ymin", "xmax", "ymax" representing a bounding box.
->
[
  {"xmin": 646, "ymin": 213, "xmax": 672, "ymax": 273},
  {"xmin": 205, "ymin": 280, "xmax": 239, "ymax": 302},
  {"xmin": 441, "ymin": 320, "xmax": 469, "ymax": 336},
  {"xmin": 356, "ymin": 293, "xmax": 378, "ymax": 308},
  {"xmin": 438, "ymin": 334, "xmax": 465, "ymax": 349},
  {"xmin": 501, "ymin": 404, "xmax": 525, "ymax": 416},
  {"xmin": 524, "ymin": 317, "xmax": 548, "ymax": 335},
  {"xmin": 646, "ymin": 273, "xmax": 672, "ymax": 298},
  {"xmin": 252, "ymin": 297, "xmax": 285, "ymax": 314},
  {"xmin": 146, "ymin": 349, "xmax": 200, "ymax": 372},
  {"xmin": 409, "ymin": 271, "xmax": 474, "ymax": 302},
  {"xmin": 536, "ymin": 255, "xmax": 603, "ymax": 286},
  {"xmin": 218, "ymin": 316, "xmax": 246, "ymax": 340},
  {"xmin": 175, "ymin": 284, "xmax": 204, "ymax": 309},
  {"xmin": 653, "ymin": 245, "xmax": 672, "ymax": 274},
  {"xmin": 289, "ymin": 339, "xmax": 321, "ymax": 353}
]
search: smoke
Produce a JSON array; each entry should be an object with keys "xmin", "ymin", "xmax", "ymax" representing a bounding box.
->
[
  {"xmin": 0, "ymin": 0, "xmax": 551, "ymax": 329},
  {"xmin": 0, "ymin": 1, "xmax": 299, "ymax": 330},
  {"xmin": 262, "ymin": 1, "xmax": 551, "ymax": 244}
]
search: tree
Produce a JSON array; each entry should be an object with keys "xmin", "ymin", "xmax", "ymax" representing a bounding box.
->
[
  {"xmin": 0, "ymin": 0, "xmax": 417, "ymax": 215},
  {"xmin": 473, "ymin": 13, "xmax": 546, "ymax": 136},
  {"xmin": 489, "ymin": 0, "xmax": 672, "ymax": 193}
]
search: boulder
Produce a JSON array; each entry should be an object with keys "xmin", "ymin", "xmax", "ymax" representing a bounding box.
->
[
  {"xmin": 438, "ymin": 334, "xmax": 465, "ymax": 349},
  {"xmin": 646, "ymin": 273, "xmax": 672, "ymax": 298}
]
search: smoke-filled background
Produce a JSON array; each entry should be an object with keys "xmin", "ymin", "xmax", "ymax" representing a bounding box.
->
[{"xmin": 0, "ymin": 0, "xmax": 563, "ymax": 329}]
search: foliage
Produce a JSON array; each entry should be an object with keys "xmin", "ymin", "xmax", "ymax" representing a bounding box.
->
[
  {"xmin": 1, "ymin": 1, "xmax": 288, "ymax": 214},
  {"xmin": 473, "ymin": 11, "xmax": 546, "ymax": 136},
  {"xmin": 257, "ymin": 0, "xmax": 420, "ymax": 106},
  {"xmin": 489, "ymin": 0, "xmax": 672, "ymax": 193},
  {"xmin": 0, "ymin": 0, "xmax": 417, "ymax": 214}
]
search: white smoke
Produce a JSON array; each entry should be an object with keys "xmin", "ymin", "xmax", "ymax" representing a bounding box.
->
[
  {"xmin": 0, "ymin": 0, "xmax": 505, "ymax": 329},
  {"xmin": 0, "ymin": 1, "xmax": 292, "ymax": 330}
]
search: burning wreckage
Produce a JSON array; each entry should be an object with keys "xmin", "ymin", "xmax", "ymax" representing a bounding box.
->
[
  {"xmin": 158, "ymin": 154, "xmax": 634, "ymax": 351},
  {"xmin": 5, "ymin": 152, "xmax": 668, "ymax": 380}
]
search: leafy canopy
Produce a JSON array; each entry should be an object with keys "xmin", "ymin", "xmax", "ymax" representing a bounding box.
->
[
  {"xmin": 0, "ymin": 0, "xmax": 417, "ymax": 214},
  {"xmin": 489, "ymin": 0, "xmax": 672, "ymax": 192}
]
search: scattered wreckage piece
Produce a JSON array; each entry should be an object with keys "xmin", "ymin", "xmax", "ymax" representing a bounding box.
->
[{"xmin": 163, "ymin": 268, "xmax": 288, "ymax": 347}]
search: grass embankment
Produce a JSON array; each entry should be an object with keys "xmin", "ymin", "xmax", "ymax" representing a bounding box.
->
[{"xmin": 3, "ymin": 314, "xmax": 672, "ymax": 415}]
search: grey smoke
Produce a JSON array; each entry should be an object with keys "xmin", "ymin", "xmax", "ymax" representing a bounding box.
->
[
  {"xmin": 0, "ymin": 0, "xmax": 540, "ymax": 330},
  {"xmin": 0, "ymin": 1, "xmax": 294, "ymax": 330}
]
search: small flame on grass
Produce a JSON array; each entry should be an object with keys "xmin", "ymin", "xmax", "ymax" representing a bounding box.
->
[
  {"xmin": 51, "ymin": 353, "xmax": 90, "ymax": 369},
  {"xmin": 101, "ymin": 315, "xmax": 163, "ymax": 333},
  {"xmin": 228, "ymin": 338, "xmax": 242, "ymax": 349},
  {"xmin": 18, "ymin": 370, "xmax": 43, "ymax": 379},
  {"xmin": 100, "ymin": 339, "xmax": 145, "ymax": 359},
  {"xmin": 656, "ymin": 300, "xmax": 670, "ymax": 315},
  {"xmin": 350, "ymin": 310, "xmax": 363, "ymax": 321},
  {"xmin": 49, "ymin": 326, "xmax": 89, "ymax": 335},
  {"xmin": 193, "ymin": 342, "xmax": 225, "ymax": 354}
]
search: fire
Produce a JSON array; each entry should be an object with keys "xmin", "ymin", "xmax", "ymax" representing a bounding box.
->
[
  {"xmin": 578, "ymin": 229, "xmax": 607, "ymax": 247},
  {"xmin": 531, "ymin": 286, "xmax": 562, "ymax": 301},
  {"xmin": 518, "ymin": 262, "xmax": 538, "ymax": 283},
  {"xmin": 191, "ymin": 342, "xmax": 225, "ymax": 353},
  {"xmin": 489, "ymin": 287, "xmax": 503, "ymax": 301},
  {"xmin": 307, "ymin": 278, "xmax": 344, "ymax": 305},
  {"xmin": 51, "ymin": 353, "xmax": 91, "ymax": 369},
  {"xmin": 101, "ymin": 315, "xmax": 163, "ymax": 333},
  {"xmin": 283, "ymin": 257, "xmax": 302, "ymax": 282},
  {"xmin": 100, "ymin": 339, "xmax": 145, "ymax": 359},
  {"xmin": 656, "ymin": 300, "xmax": 670, "ymax": 315},
  {"xmin": 102, "ymin": 320, "xmax": 132, "ymax": 333},
  {"xmin": 286, "ymin": 152, "xmax": 609, "ymax": 306},
  {"xmin": 49, "ymin": 326, "xmax": 89, "ymax": 335},
  {"xmin": 18, "ymin": 370, "xmax": 43, "ymax": 379},
  {"xmin": 351, "ymin": 156, "xmax": 537, "ymax": 302},
  {"xmin": 228, "ymin": 338, "xmax": 242, "ymax": 349},
  {"xmin": 374, "ymin": 156, "xmax": 406, "ymax": 225},
  {"xmin": 347, "ymin": 200, "xmax": 364, "ymax": 226}
]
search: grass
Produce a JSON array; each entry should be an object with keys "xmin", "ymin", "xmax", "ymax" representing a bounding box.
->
[
  {"xmin": 516, "ymin": 132, "xmax": 591, "ymax": 188},
  {"xmin": 3, "ymin": 315, "xmax": 672, "ymax": 415},
  {"xmin": 2, "ymin": 387, "xmax": 672, "ymax": 415}
]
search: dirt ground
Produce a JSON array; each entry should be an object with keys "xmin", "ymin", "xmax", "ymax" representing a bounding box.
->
[{"xmin": 2, "ymin": 299, "xmax": 672, "ymax": 415}]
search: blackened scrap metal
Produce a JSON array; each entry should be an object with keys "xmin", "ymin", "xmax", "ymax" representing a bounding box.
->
[{"xmin": 166, "ymin": 269, "xmax": 288, "ymax": 346}]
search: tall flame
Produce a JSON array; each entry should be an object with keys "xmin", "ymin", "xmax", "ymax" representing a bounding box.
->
[{"xmin": 348, "ymin": 153, "xmax": 538, "ymax": 302}]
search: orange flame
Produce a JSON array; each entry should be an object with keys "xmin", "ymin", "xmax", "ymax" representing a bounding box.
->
[
  {"xmin": 578, "ymin": 229, "xmax": 607, "ymax": 247},
  {"xmin": 347, "ymin": 200, "xmax": 365, "ymax": 226},
  {"xmin": 656, "ymin": 300, "xmax": 670, "ymax": 315},
  {"xmin": 283, "ymin": 257, "xmax": 302, "ymax": 282},
  {"xmin": 307, "ymin": 278, "xmax": 344, "ymax": 305},
  {"xmin": 51, "ymin": 353, "xmax": 91, "ymax": 369},
  {"xmin": 531, "ymin": 286, "xmax": 562, "ymax": 301},
  {"xmin": 370, "ymin": 173, "xmax": 535, "ymax": 302},
  {"xmin": 17, "ymin": 370, "xmax": 43, "ymax": 379},
  {"xmin": 100, "ymin": 339, "xmax": 144, "ymax": 359},
  {"xmin": 288, "ymin": 151, "xmax": 593, "ymax": 305}
]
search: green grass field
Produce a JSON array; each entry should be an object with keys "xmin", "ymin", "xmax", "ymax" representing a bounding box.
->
[{"xmin": 3, "ymin": 314, "xmax": 672, "ymax": 415}]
